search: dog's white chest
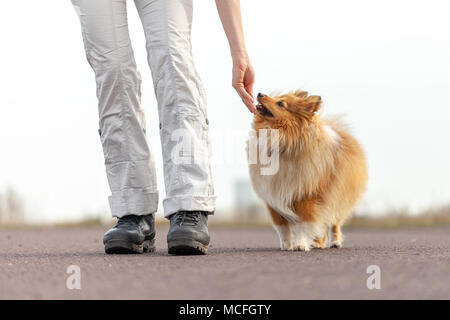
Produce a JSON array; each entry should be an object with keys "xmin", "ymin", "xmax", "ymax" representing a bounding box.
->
[{"xmin": 248, "ymin": 158, "xmax": 299, "ymax": 222}]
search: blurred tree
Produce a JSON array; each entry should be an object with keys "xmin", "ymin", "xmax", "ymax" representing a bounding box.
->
[{"xmin": 0, "ymin": 187, "xmax": 25, "ymax": 224}]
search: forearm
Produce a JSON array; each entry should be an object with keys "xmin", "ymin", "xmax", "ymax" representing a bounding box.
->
[
  {"xmin": 216, "ymin": 0, "xmax": 255, "ymax": 112},
  {"xmin": 215, "ymin": 0, "xmax": 247, "ymax": 59}
]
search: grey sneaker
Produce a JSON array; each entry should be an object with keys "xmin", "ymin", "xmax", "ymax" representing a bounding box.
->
[
  {"xmin": 103, "ymin": 214, "xmax": 155, "ymax": 254},
  {"xmin": 167, "ymin": 211, "xmax": 210, "ymax": 255}
]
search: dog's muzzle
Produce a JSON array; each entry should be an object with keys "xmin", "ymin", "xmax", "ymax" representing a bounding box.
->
[{"xmin": 256, "ymin": 103, "xmax": 274, "ymax": 117}]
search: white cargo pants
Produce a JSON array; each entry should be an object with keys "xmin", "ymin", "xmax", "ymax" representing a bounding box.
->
[{"xmin": 71, "ymin": 0, "xmax": 215, "ymax": 218}]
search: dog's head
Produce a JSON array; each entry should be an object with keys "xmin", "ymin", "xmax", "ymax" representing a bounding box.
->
[{"xmin": 253, "ymin": 90, "xmax": 322, "ymax": 130}]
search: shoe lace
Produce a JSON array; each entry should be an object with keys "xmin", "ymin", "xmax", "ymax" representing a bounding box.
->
[
  {"xmin": 174, "ymin": 212, "xmax": 200, "ymax": 226},
  {"xmin": 116, "ymin": 215, "xmax": 140, "ymax": 227}
]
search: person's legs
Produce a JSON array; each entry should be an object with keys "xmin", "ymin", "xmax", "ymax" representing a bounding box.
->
[
  {"xmin": 134, "ymin": 0, "xmax": 215, "ymax": 218},
  {"xmin": 71, "ymin": 0, "xmax": 157, "ymax": 253},
  {"xmin": 71, "ymin": 0, "xmax": 158, "ymax": 217},
  {"xmin": 134, "ymin": 0, "xmax": 215, "ymax": 254}
]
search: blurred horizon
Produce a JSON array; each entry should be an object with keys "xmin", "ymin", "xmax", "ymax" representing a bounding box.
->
[
  {"xmin": 1, "ymin": 0, "xmax": 450, "ymax": 224},
  {"xmin": 1, "ymin": 180, "xmax": 450, "ymax": 227}
]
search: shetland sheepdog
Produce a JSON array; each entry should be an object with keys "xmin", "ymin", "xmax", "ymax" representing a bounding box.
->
[{"xmin": 248, "ymin": 90, "xmax": 367, "ymax": 251}]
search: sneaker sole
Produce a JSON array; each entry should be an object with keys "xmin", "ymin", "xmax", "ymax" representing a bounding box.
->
[
  {"xmin": 104, "ymin": 239, "xmax": 155, "ymax": 254},
  {"xmin": 167, "ymin": 239, "xmax": 208, "ymax": 255}
]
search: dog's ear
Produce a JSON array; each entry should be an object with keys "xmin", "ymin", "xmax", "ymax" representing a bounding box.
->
[
  {"xmin": 305, "ymin": 95, "xmax": 322, "ymax": 113},
  {"xmin": 293, "ymin": 90, "xmax": 308, "ymax": 98}
]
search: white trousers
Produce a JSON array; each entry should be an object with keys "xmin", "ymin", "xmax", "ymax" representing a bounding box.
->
[{"xmin": 71, "ymin": 0, "xmax": 215, "ymax": 218}]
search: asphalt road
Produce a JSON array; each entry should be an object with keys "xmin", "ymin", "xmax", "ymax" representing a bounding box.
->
[{"xmin": 0, "ymin": 225, "xmax": 448, "ymax": 299}]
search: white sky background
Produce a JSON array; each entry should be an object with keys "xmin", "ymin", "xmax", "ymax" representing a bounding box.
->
[{"xmin": 0, "ymin": 0, "xmax": 450, "ymax": 223}]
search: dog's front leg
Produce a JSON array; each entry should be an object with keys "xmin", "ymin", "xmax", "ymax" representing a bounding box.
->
[
  {"xmin": 292, "ymin": 223, "xmax": 315, "ymax": 251},
  {"xmin": 267, "ymin": 205, "xmax": 294, "ymax": 250},
  {"xmin": 273, "ymin": 224, "xmax": 294, "ymax": 251}
]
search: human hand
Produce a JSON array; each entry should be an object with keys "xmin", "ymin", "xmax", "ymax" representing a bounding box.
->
[{"xmin": 232, "ymin": 53, "xmax": 256, "ymax": 113}]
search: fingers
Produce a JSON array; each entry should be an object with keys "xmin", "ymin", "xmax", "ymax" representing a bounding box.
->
[
  {"xmin": 232, "ymin": 60, "xmax": 256, "ymax": 113},
  {"xmin": 234, "ymin": 85, "xmax": 256, "ymax": 113},
  {"xmin": 244, "ymin": 66, "xmax": 255, "ymax": 98},
  {"xmin": 246, "ymin": 82, "xmax": 254, "ymax": 99}
]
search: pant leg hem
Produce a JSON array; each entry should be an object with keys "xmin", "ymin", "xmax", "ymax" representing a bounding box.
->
[
  {"xmin": 109, "ymin": 189, "xmax": 159, "ymax": 218},
  {"xmin": 163, "ymin": 195, "xmax": 216, "ymax": 218}
]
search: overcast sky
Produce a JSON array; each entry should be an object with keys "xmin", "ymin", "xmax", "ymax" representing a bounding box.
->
[{"xmin": 1, "ymin": 0, "xmax": 449, "ymax": 223}]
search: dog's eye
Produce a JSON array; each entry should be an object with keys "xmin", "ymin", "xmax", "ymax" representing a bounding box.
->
[{"xmin": 277, "ymin": 101, "xmax": 284, "ymax": 107}]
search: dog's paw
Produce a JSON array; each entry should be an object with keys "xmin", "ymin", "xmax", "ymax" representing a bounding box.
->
[
  {"xmin": 293, "ymin": 243, "xmax": 310, "ymax": 252},
  {"xmin": 312, "ymin": 237, "xmax": 327, "ymax": 249},
  {"xmin": 330, "ymin": 240, "xmax": 342, "ymax": 248},
  {"xmin": 280, "ymin": 241, "xmax": 294, "ymax": 251}
]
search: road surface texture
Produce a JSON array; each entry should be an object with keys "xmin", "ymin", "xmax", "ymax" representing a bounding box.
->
[{"xmin": 0, "ymin": 225, "xmax": 448, "ymax": 299}]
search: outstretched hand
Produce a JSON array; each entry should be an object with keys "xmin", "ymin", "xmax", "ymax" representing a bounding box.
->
[{"xmin": 232, "ymin": 55, "xmax": 256, "ymax": 113}]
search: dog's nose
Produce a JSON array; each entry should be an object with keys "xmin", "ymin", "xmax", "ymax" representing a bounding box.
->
[{"xmin": 257, "ymin": 93, "xmax": 265, "ymax": 98}]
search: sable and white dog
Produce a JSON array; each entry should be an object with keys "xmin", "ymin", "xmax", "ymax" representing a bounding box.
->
[{"xmin": 247, "ymin": 90, "xmax": 368, "ymax": 251}]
